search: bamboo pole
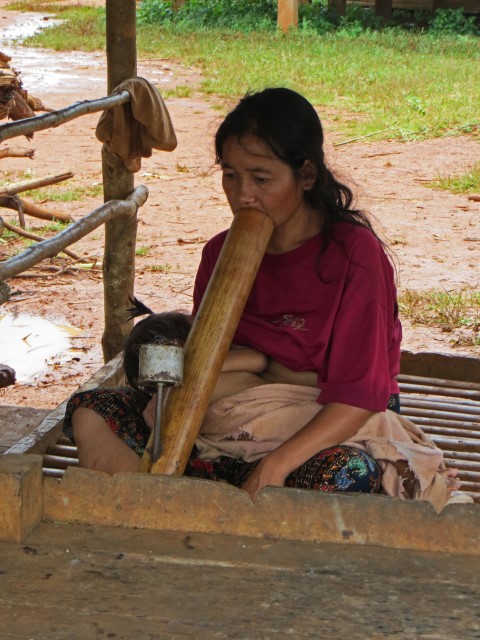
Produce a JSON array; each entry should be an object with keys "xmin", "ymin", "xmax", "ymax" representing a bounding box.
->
[
  {"xmin": 398, "ymin": 374, "xmax": 480, "ymax": 392},
  {"xmin": 0, "ymin": 186, "xmax": 148, "ymax": 281},
  {"xmin": 142, "ymin": 208, "xmax": 275, "ymax": 475},
  {"xmin": 400, "ymin": 398, "xmax": 480, "ymax": 418},
  {"xmin": 430, "ymin": 435, "xmax": 480, "ymax": 453},
  {"xmin": 0, "ymin": 172, "xmax": 73, "ymax": 197},
  {"xmin": 442, "ymin": 450, "xmax": 480, "ymax": 463},
  {"xmin": 0, "ymin": 92, "xmax": 130, "ymax": 143},
  {"xmin": 0, "ymin": 196, "xmax": 73, "ymax": 223},
  {"xmin": 419, "ymin": 425, "xmax": 480, "ymax": 439},
  {"xmin": 101, "ymin": 0, "xmax": 138, "ymax": 363}
]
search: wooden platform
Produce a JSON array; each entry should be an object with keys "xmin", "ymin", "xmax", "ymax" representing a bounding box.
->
[
  {"xmin": 1, "ymin": 520, "xmax": 479, "ymax": 639},
  {"xmin": 1, "ymin": 349, "xmax": 480, "ymax": 638}
]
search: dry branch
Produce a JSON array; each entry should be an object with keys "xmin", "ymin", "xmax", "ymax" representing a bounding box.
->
[
  {"xmin": 0, "ymin": 171, "xmax": 73, "ymax": 197},
  {"xmin": 1, "ymin": 219, "xmax": 81, "ymax": 260},
  {"xmin": 334, "ymin": 126, "xmax": 397, "ymax": 147},
  {"xmin": 0, "ymin": 185, "xmax": 148, "ymax": 281},
  {"xmin": 468, "ymin": 194, "xmax": 480, "ymax": 202},
  {"xmin": 0, "ymin": 146, "xmax": 34, "ymax": 159},
  {"xmin": 0, "ymin": 195, "xmax": 72, "ymax": 222},
  {"xmin": 0, "ymin": 91, "xmax": 130, "ymax": 143}
]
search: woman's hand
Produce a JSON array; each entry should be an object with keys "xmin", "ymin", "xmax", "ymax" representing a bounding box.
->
[
  {"xmin": 445, "ymin": 468, "xmax": 461, "ymax": 494},
  {"xmin": 142, "ymin": 393, "xmax": 157, "ymax": 430},
  {"xmin": 241, "ymin": 403, "xmax": 373, "ymax": 501},
  {"xmin": 241, "ymin": 454, "xmax": 288, "ymax": 501}
]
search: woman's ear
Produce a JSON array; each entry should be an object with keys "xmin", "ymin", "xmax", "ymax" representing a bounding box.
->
[{"xmin": 298, "ymin": 160, "xmax": 318, "ymax": 191}]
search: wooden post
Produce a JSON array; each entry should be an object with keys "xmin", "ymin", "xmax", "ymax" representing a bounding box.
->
[
  {"xmin": 102, "ymin": 0, "xmax": 138, "ymax": 362},
  {"xmin": 375, "ymin": 0, "xmax": 392, "ymax": 22},
  {"xmin": 142, "ymin": 209, "xmax": 275, "ymax": 475},
  {"xmin": 278, "ymin": 0, "xmax": 299, "ymax": 33},
  {"xmin": 328, "ymin": 0, "xmax": 347, "ymax": 15},
  {"xmin": 0, "ymin": 455, "xmax": 43, "ymax": 543}
]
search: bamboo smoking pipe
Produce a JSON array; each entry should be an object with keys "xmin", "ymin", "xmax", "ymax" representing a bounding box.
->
[{"xmin": 140, "ymin": 208, "xmax": 274, "ymax": 475}]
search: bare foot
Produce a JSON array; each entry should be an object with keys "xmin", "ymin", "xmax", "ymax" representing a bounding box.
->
[
  {"xmin": 0, "ymin": 364, "xmax": 16, "ymax": 388},
  {"xmin": 445, "ymin": 468, "xmax": 461, "ymax": 494}
]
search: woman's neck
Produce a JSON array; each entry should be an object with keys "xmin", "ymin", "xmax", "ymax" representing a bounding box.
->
[{"xmin": 267, "ymin": 206, "xmax": 324, "ymax": 255}]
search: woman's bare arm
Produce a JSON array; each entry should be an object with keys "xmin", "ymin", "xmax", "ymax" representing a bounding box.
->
[
  {"xmin": 221, "ymin": 347, "xmax": 267, "ymax": 373},
  {"xmin": 241, "ymin": 402, "xmax": 373, "ymax": 499}
]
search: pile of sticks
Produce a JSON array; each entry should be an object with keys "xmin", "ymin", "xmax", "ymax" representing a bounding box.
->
[{"xmin": 0, "ymin": 50, "xmax": 47, "ymax": 124}]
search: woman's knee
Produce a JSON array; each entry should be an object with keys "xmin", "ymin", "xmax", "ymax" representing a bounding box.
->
[
  {"xmin": 286, "ymin": 445, "xmax": 381, "ymax": 493},
  {"xmin": 72, "ymin": 407, "xmax": 110, "ymax": 443},
  {"xmin": 72, "ymin": 407, "xmax": 140, "ymax": 473}
]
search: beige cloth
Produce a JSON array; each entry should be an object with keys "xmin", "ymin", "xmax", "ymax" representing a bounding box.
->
[
  {"xmin": 96, "ymin": 77, "xmax": 177, "ymax": 172},
  {"xmin": 196, "ymin": 383, "xmax": 449, "ymax": 512}
]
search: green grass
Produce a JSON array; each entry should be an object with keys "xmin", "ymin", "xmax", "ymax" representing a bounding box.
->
[
  {"xmin": 31, "ymin": 220, "xmax": 71, "ymax": 233},
  {"xmin": 2, "ymin": 171, "xmax": 103, "ymax": 202},
  {"xmin": 147, "ymin": 263, "xmax": 174, "ymax": 272},
  {"xmin": 135, "ymin": 246, "xmax": 151, "ymax": 256},
  {"xmin": 399, "ymin": 288, "xmax": 480, "ymax": 345},
  {"xmin": 163, "ymin": 85, "xmax": 192, "ymax": 99},
  {"xmin": 22, "ymin": 183, "xmax": 103, "ymax": 202},
  {"xmin": 7, "ymin": 3, "xmax": 480, "ymax": 141},
  {"xmin": 428, "ymin": 162, "xmax": 480, "ymax": 194},
  {"xmin": 11, "ymin": 4, "xmax": 106, "ymax": 50}
]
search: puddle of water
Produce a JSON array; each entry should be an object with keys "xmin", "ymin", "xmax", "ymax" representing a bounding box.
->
[
  {"xmin": 1, "ymin": 13, "xmax": 63, "ymax": 44},
  {"xmin": 1, "ymin": 11, "xmax": 106, "ymax": 98},
  {"xmin": 0, "ymin": 313, "xmax": 83, "ymax": 383},
  {"xmin": 0, "ymin": 13, "xmax": 177, "ymax": 104},
  {"xmin": 0, "ymin": 11, "xmax": 173, "ymax": 100}
]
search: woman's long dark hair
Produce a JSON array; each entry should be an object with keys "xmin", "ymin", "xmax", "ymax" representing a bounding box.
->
[
  {"xmin": 123, "ymin": 297, "xmax": 191, "ymax": 393},
  {"xmin": 214, "ymin": 87, "xmax": 378, "ymax": 244}
]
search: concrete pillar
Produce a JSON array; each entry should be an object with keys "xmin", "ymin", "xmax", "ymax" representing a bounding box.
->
[
  {"xmin": 278, "ymin": 0, "xmax": 298, "ymax": 33},
  {"xmin": 0, "ymin": 455, "xmax": 43, "ymax": 543}
]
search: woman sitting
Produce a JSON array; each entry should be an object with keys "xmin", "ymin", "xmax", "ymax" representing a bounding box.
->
[{"xmin": 63, "ymin": 87, "xmax": 457, "ymax": 506}]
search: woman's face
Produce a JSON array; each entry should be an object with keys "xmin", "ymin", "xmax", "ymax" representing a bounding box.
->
[{"xmin": 220, "ymin": 134, "xmax": 316, "ymax": 234}]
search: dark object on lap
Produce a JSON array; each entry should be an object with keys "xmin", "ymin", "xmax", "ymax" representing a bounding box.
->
[{"xmin": 0, "ymin": 364, "xmax": 16, "ymax": 388}]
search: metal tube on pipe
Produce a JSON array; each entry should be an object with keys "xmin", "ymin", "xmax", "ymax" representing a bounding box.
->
[{"xmin": 138, "ymin": 342, "xmax": 184, "ymax": 464}]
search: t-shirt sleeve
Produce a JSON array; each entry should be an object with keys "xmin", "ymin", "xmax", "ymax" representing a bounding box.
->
[
  {"xmin": 192, "ymin": 231, "xmax": 227, "ymax": 315},
  {"xmin": 317, "ymin": 231, "xmax": 399, "ymax": 412}
]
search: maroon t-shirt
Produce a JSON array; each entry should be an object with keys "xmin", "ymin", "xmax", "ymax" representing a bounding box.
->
[{"xmin": 193, "ymin": 221, "xmax": 402, "ymax": 413}]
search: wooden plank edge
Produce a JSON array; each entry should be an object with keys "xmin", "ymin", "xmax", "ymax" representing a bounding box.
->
[
  {"xmin": 42, "ymin": 466, "xmax": 480, "ymax": 556},
  {"xmin": 400, "ymin": 350, "xmax": 480, "ymax": 384}
]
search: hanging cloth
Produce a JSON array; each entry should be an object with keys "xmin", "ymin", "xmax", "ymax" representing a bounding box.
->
[{"xmin": 96, "ymin": 76, "xmax": 177, "ymax": 172}]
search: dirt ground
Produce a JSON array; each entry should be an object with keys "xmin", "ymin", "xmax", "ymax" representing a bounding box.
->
[{"xmin": 0, "ymin": 2, "xmax": 479, "ymax": 426}]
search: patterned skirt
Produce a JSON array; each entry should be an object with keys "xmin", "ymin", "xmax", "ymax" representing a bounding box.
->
[{"xmin": 63, "ymin": 387, "xmax": 399, "ymax": 494}]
